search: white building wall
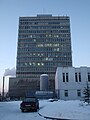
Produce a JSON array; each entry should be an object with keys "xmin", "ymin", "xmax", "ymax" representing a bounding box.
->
[{"xmin": 55, "ymin": 67, "xmax": 90, "ymax": 100}]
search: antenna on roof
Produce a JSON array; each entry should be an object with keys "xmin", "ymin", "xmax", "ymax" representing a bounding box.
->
[{"xmin": 43, "ymin": 8, "xmax": 45, "ymax": 14}]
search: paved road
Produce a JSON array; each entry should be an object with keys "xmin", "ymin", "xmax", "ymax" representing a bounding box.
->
[{"xmin": 0, "ymin": 101, "xmax": 48, "ymax": 120}]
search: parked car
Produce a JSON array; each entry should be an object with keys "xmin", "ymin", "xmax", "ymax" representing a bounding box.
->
[{"xmin": 20, "ymin": 97, "xmax": 39, "ymax": 112}]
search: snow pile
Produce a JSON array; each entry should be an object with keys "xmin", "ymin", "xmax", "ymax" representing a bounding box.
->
[{"xmin": 39, "ymin": 100, "xmax": 90, "ymax": 120}]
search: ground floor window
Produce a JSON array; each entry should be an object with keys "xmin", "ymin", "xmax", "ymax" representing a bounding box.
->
[
  {"xmin": 64, "ymin": 90, "xmax": 68, "ymax": 97},
  {"xmin": 77, "ymin": 90, "xmax": 81, "ymax": 97}
]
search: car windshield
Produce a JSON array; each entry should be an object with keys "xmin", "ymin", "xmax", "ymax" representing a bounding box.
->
[{"xmin": 23, "ymin": 98, "xmax": 36, "ymax": 102}]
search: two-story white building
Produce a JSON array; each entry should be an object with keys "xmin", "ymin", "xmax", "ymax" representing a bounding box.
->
[{"xmin": 55, "ymin": 67, "xmax": 90, "ymax": 100}]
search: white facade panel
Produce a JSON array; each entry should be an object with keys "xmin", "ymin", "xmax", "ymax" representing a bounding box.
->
[{"xmin": 55, "ymin": 66, "xmax": 90, "ymax": 100}]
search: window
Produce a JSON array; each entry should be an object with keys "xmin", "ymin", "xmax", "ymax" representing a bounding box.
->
[
  {"xmin": 88, "ymin": 73, "xmax": 90, "ymax": 82},
  {"xmin": 75, "ymin": 73, "xmax": 81, "ymax": 82},
  {"xmin": 37, "ymin": 63, "xmax": 40, "ymax": 66},
  {"xmin": 75, "ymin": 73, "xmax": 78, "ymax": 82},
  {"xmin": 77, "ymin": 90, "xmax": 81, "ymax": 97},
  {"xmin": 66, "ymin": 73, "xmax": 69, "ymax": 82},
  {"xmin": 63, "ymin": 73, "xmax": 69, "ymax": 82},
  {"xmin": 63, "ymin": 73, "xmax": 65, "ymax": 82},
  {"xmin": 64, "ymin": 90, "xmax": 68, "ymax": 97},
  {"xmin": 79, "ymin": 73, "xmax": 81, "ymax": 82}
]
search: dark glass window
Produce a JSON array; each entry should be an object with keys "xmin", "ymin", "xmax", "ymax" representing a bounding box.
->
[
  {"xmin": 88, "ymin": 73, "xmax": 90, "ymax": 82},
  {"xmin": 77, "ymin": 90, "xmax": 81, "ymax": 97},
  {"xmin": 65, "ymin": 90, "xmax": 68, "ymax": 97},
  {"xmin": 75, "ymin": 73, "xmax": 78, "ymax": 82},
  {"xmin": 66, "ymin": 73, "xmax": 69, "ymax": 82},
  {"xmin": 79, "ymin": 73, "xmax": 81, "ymax": 82},
  {"xmin": 63, "ymin": 73, "xmax": 65, "ymax": 82}
]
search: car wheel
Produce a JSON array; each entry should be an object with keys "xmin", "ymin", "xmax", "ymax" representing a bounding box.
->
[
  {"xmin": 37, "ymin": 105, "xmax": 39, "ymax": 109},
  {"xmin": 21, "ymin": 109, "xmax": 24, "ymax": 112},
  {"xmin": 35, "ymin": 108, "xmax": 37, "ymax": 112}
]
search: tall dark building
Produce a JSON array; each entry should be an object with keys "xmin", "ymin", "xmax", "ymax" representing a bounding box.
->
[{"xmin": 16, "ymin": 14, "xmax": 72, "ymax": 97}]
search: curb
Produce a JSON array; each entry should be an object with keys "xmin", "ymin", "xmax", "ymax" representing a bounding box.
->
[{"xmin": 38, "ymin": 112, "xmax": 71, "ymax": 120}]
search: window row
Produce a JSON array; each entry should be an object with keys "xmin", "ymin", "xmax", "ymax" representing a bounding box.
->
[
  {"xmin": 62, "ymin": 73, "xmax": 90, "ymax": 82},
  {"xmin": 19, "ymin": 30, "xmax": 70, "ymax": 34},
  {"xmin": 17, "ymin": 47, "xmax": 71, "ymax": 52},
  {"xmin": 19, "ymin": 25, "xmax": 70, "ymax": 30},
  {"xmin": 19, "ymin": 21, "xmax": 69, "ymax": 25},
  {"xmin": 18, "ymin": 33, "xmax": 70, "ymax": 39},
  {"xmin": 16, "ymin": 67, "xmax": 55, "ymax": 72},
  {"xmin": 20, "ymin": 17, "xmax": 69, "ymax": 22},
  {"xmin": 17, "ymin": 57, "xmax": 71, "ymax": 63},
  {"xmin": 64, "ymin": 90, "xmax": 81, "ymax": 97},
  {"xmin": 18, "ymin": 38, "xmax": 71, "ymax": 43},
  {"xmin": 17, "ymin": 52, "xmax": 71, "ymax": 57},
  {"xmin": 18, "ymin": 43, "xmax": 71, "ymax": 48}
]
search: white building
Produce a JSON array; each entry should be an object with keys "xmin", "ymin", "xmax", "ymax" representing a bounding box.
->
[{"xmin": 55, "ymin": 67, "xmax": 90, "ymax": 100}]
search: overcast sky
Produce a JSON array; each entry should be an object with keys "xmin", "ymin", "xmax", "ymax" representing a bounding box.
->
[{"xmin": 0, "ymin": 0, "xmax": 90, "ymax": 91}]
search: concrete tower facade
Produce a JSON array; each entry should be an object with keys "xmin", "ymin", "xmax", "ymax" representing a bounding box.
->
[{"xmin": 16, "ymin": 14, "xmax": 72, "ymax": 97}]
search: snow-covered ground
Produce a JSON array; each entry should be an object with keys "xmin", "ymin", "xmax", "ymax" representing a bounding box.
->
[
  {"xmin": 0, "ymin": 99, "xmax": 90, "ymax": 120},
  {"xmin": 0, "ymin": 101, "xmax": 46, "ymax": 120},
  {"xmin": 39, "ymin": 99, "xmax": 90, "ymax": 120}
]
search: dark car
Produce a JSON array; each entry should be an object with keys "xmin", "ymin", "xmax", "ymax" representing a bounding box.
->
[{"xmin": 20, "ymin": 97, "xmax": 39, "ymax": 112}]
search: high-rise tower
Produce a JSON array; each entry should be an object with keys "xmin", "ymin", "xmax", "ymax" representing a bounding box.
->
[{"xmin": 16, "ymin": 15, "xmax": 72, "ymax": 97}]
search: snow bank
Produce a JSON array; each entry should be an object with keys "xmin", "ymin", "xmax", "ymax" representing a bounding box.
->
[{"xmin": 39, "ymin": 100, "xmax": 90, "ymax": 120}]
